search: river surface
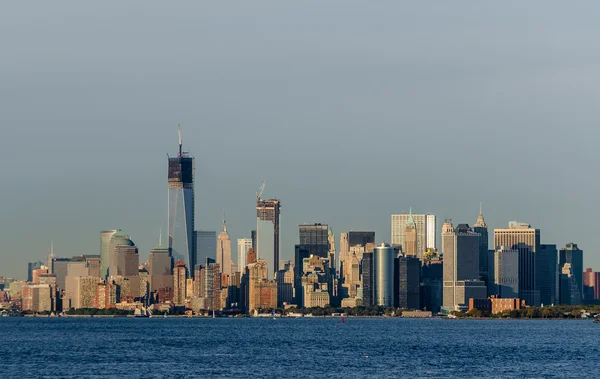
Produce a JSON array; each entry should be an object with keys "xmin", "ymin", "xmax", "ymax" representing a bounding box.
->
[{"xmin": 0, "ymin": 317, "xmax": 598, "ymax": 378}]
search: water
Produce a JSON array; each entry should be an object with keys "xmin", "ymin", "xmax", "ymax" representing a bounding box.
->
[{"xmin": 0, "ymin": 318, "xmax": 598, "ymax": 378}]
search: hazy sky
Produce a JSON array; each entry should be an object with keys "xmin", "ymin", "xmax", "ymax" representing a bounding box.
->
[{"xmin": 1, "ymin": 1, "xmax": 599, "ymax": 278}]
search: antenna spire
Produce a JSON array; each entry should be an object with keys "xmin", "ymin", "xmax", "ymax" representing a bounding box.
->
[
  {"xmin": 479, "ymin": 201, "xmax": 483, "ymax": 216},
  {"xmin": 178, "ymin": 124, "xmax": 183, "ymax": 157},
  {"xmin": 159, "ymin": 228, "xmax": 162, "ymax": 246}
]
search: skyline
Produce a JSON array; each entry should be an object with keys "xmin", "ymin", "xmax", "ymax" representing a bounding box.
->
[{"xmin": 2, "ymin": 2, "xmax": 600, "ymax": 277}]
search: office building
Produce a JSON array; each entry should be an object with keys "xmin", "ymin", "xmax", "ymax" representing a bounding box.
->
[
  {"xmin": 149, "ymin": 240, "xmax": 173, "ymax": 294},
  {"xmin": 426, "ymin": 214, "xmax": 436, "ymax": 250},
  {"xmin": 205, "ymin": 258, "xmax": 221, "ymax": 310},
  {"xmin": 494, "ymin": 221, "xmax": 540, "ymax": 306},
  {"xmin": 395, "ymin": 255, "xmax": 420, "ymax": 309},
  {"xmin": 168, "ymin": 125, "xmax": 195, "ymax": 275},
  {"xmin": 472, "ymin": 204, "xmax": 488, "ymax": 285},
  {"xmin": 538, "ymin": 244, "xmax": 558, "ymax": 305},
  {"xmin": 391, "ymin": 213, "xmax": 436, "ymax": 258},
  {"xmin": 216, "ymin": 219, "xmax": 232, "ymax": 277},
  {"xmin": 559, "ymin": 243, "xmax": 583, "ymax": 302},
  {"xmin": 50, "ymin": 258, "xmax": 71, "ymax": 291},
  {"xmin": 373, "ymin": 243, "xmax": 394, "ymax": 307},
  {"xmin": 173, "ymin": 260, "xmax": 187, "ymax": 306},
  {"xmin": 442, "ymin": 221, "xmax": 487, "ymax": 312},
  {"xmin": 256, "ymin": 198, "xmax": 281, "ymax": 280},
  {"xmin": 493, "ymin": 247, "xmax": 519, "ymax": 298},
  {"xmin": 237, "ymin": 238, "xmax": 252, "ymax": 272},
  {"xmin": 100, "ymin": 230, "xmax": 117, "ymax": 279},
  {"xmin": 276, "ymin": 262, "xmax": 294, "ymax": 307},
  {"xmin": 27, "ymin": 261, "xmax": 43, "ymax": 282},
  {"xmin": 299, "ymin": 223, "xmax": 330, "ymax": 258},
  {"xmin": 559, "ymin": 263, "xmax": 581, "ymax": 305},
  {"xmin": 362, "ymin": 252, "xmax": 374, "ymax": 306},
  {"xmin": 194, "ymin": 230, "xmax": 217, "ymax": 274},
  {"xmin": 583, "ymin": 268, "xmax": 600, "ymax": 301},
  {"xmin": 403, "ymin": 210, "xmax": 418, "ymax": 257},
  {"xmin": 421, "ymin": 257, "xmax": 443, "ymax": 313}
]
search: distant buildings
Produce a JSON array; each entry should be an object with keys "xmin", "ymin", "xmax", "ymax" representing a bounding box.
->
[
  {"xmin": 391, "ymin": 213, "xmax": 436, "ymax": 258},
  {"xmin": 583, "ymin": 268, "xmax": 600, "ymax": 301},
  {"xmin": 216, "ymin": 219, "xmax": 232, "ymax": 278},
  {"xmin": 559, "ymin": 243, "xmax": 583, "ymax": 303}
]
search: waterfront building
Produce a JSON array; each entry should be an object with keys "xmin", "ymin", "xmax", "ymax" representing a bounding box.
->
[
  {"xmin": 256, "ymin": 198, "xmax": 281, "ymax": 280},
  {"xmin": 559, "ymin": 263, "xmax": 581, "ymax": 305},
  {"xmin": 64, "ymin": 259, "xmax": 90, "ymax": 307},
  {"xmin": 205, "ymin": 258, "xmax": 221, "ymax": 310},
  {"xmin": 472, "ymin": 204, "xmax": 489, "ymax": 287},
  {"xmin": 51, "ymin": 258, "xmax": 71, "ymax": 291},
  {"xmin": 276, "ymin": 262, "xmax": 294, "ymax": 307},
  {"xmin": 168, "ymin": 125, "xmax": 195, "ymax": 275},
  {"xmin": 237, "ymin": 238, "xmax": 252, "ymax": 272},
  {"xmin": 109, "ymin": 233, "xmax": 140, "ymax": 298},
  {"xmin": 31, "ymin": 266, "xmax": 48, "ymax": 285},
  {"xmin": 73, "ymin": 277, "xmax": 103, "ymax": 309},
  {"xmin": 395, "ymin": 255, "xmax": 420, "ymax": 309},
  {"xmin": 494, "ymin": 221, "xmax": 541, "ymax": 306},
  {"xmin": 493, "ymin": 247, "xmax": 519, "ymax": 298},
  {"xmin": 193, "ymin": 264, "xmax": 205, "ymax": 298},
  {"xmin": 391, "ymin": 213, "xmax": 436, "ymax": 258},
  {"xmin": 469, "ymin": 296, "xmax": 525, "ymax": 314},
  {"xmin": 362, "ymin": 252, "xmax": 374, "ymax": 307},
  {"xmin": 583, "ymin": 268, "xmax": 600, "ymax": 301},
  {"xmin": 247, "ymin": 259, "xmax": 277, "ymax": 311},
  {"xmin": 22, "ymin": 284, "xmax": 56, "ymax": 312},
  {"xmin": 173, "ymin": 260, "xmax": 187, "ymax": 306},
  {"xmin": 216, "ymin": 219, "xmax": 232, "ymax": 277},
  {"xmin": 442, "ymin": 221, "xmax": 486, "ymax": 312},
  {"xmin": 373, "ymin": 243, "xmax": 394, "ymax": 307},
  {"xmin": 100, "ymin": 230, "xmax": 117, "ymax": 279},
  {"xmin": 559, "ymin": 243, "xmax": 583, "ymax": 302},
  {"xmin": 538, "ymin": 244, "xmax": 558, "ymax": 305},
  {"xmin": 421, "ymin": 256, "xmax": 443, "ymax": 313}
]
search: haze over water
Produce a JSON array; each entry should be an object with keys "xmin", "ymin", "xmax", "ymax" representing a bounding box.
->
[{"xmin": 2, "ymin": 2, "xmax": 599, "ymax": 277}]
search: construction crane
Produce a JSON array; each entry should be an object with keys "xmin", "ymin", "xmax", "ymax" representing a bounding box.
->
[{"xmin": 256, "ymin": 179, "xmax": 268, "ymax": 201}]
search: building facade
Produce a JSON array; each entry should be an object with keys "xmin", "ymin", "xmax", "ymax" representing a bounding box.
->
[
  {"xmin": 373, "ymin": 243, "xmax": 394, "ymax": 307},
  {"xmin": 216, "ymin": 220, "xmax": 232, "ymax": 277},
  {"xmin": 391, "ymin": 213, "xmax": 436, "ymax": 258},
  {"xmin": 256, "ymin": 199, "xmax": 281, "ymax": 280},
  {"xmin": 237, "ymin": 238, "xmax": 252, "ymax": 273}
]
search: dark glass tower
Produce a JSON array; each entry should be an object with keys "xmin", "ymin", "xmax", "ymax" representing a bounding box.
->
[
  {"xmin": 299, "ymin": 223, "xmax": 329, "ymax": 258},
  {"xmin": 168, "ymin": 125, "xmax": 195, "ymax": 276}
]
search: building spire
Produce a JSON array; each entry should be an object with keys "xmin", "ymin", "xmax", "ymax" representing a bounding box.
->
[
  {"xmin": 178, "ymin": 124, "xmax": 183, "ymax": 158},
  {"xmin": 474, "ymin": 201, "xmax": 487, "ymax": 228},
  {"xmin": 222, "ymin": 210, "xmax": 227, "ymax": 233},
  {"xmin": 406, "ymin": 207, "xmax": 416, "ymax": 227},
  {"xmin": 159, "ymin": 228, "xmax": 162, "ymax": 246}
]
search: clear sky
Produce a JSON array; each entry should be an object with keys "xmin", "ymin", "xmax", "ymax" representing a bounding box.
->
[{"xmin": 1, "ymin": 1, "xmax": 599, "ymax": 278}]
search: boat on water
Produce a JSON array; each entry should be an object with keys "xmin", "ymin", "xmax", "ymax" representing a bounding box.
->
[{"xmin": 594, "ymin": 319, "xmax": 600, "ymax": 323}]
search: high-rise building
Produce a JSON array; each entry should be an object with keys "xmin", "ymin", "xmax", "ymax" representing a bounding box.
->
[
  {"xmin": 168, "ymin": 125, "xmax": 195, "ymax": 276},
  {"xmin": 559, "ymin": 263, "xmax": 581, "ymax": 305},
  {"xmin": 339, "ymin": 231, "xmax": 375, "ymax": 285},
  {"xmin": 373, "ymin": 243, "xmax": 394, "ymax": 307},
  {"xmin": 205, "ymin": 258, "xmax": 221, "ymax": 310},
  {"xmin": 149, "ymin": 241, "xmax": 173, "ymax": 294},
  {"xmin": 559, "ymin": 243, "xmax": 583, "ymax": 302},
  {"xmin": 538, "ymin": 244, "xmax": 558, "ymax": 305},
  {"xmin": 173, "ymin": 260, "xmax": 187, "ymax": 306},
  {"xmin": 299, "ymin": 224, "xmax": 329, "ymax": 258},
  {"xmin": 276, "ymin": 262, "xmax": 294, "ymax": 307},
  {"xmin": 237, "ymin": 238, "xmax": 252, "ymax": 272},
  {"xmin": 472, "ymin": 204, "xmax": 488, "ymax": 286},
  {"xmin": 50, "ymin": 258, "xmax": 71, "ymax": 291},
  {"xmin": 426, "ymin": 215, "xmax": 437, "ymax": 250},
  {"xmin": 362, "ymin": 252, "xmax": 374, "ymax": 307},
  {"xmin": 403, "ymin": 210, "xmax": 418, "ymax": 257},
  {"xmin": 583, "ymin": 268, "xmax": 600, "ymax": 301},
  {"xmin": 108, "ymin": 232, "xmax": 140, "ymax": 298},
  {"xmin": 194, "ymin": 230, "xmax": 216, "ymax": 272},
  {"xmin": 100, "ymin": 230, "xmax": 117, "ymax": 279},
  {"xmin": 493, "ymin": 247, "xmax": 519, "ymax": 298},
  {"xmin": 442, "ymin": 221, "xmax": 486, "ymax": 312},
  {"xmin": 395, "ymin": 255, "xmax": 420, "ymax": 309},
  {"xmin": 256, "ymin": 198, "xmax": 281, "ymax": 279},
  {"xmin": 27, "ymin": 261, "xmax": 43, "ymax": 282},
  {"xmin": 216, "ymin": 219, "xmax": 232, "ymax": 277},
  {"xmin": 391, "ymin": 213, "xmax": 436, "ymax": 258},
  {"xmin": 494, "ymin": 221, "xmax": 540, "ymax": 306},
  {"xmin": 421, "ymin": 257, "xmax": 443, "ymax": 313}
]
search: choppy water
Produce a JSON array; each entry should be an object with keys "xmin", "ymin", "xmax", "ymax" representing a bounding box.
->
[{"xmin": 0, "ymin": 317, "xmax": 598, "ymax": 378}]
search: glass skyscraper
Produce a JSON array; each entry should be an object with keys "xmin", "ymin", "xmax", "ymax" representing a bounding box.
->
[
  {"xmin": 256, "ymin": 198, "xmax": 281, "ymax": 279},
  {"xmin": 168, "ymin": 126, "xmax": 195, "ymax": 276}
]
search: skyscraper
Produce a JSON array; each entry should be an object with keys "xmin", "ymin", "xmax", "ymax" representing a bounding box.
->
[
  {"xmin": 395, "ymin": 255, "xmax": 421, "ymax": 309},
  {"xmin": 149, "ymin": 239, "xmax": 172, "ymax": 294},
  {"xmin": 493, "ymin": 247, "xmax": 519, "ymax": 298},
  {"xmin": 373, "ymin": 243, "xmax": 394, "ymax": 307},
  {"xmin": 173, "ymin": 260, "xmax": 187, "ymax": 306},
  {"xmin": 27, "ymin": 261, "xmax": 43, "ymax": 282},
  {"xmin": 494, "ymin": 221, "xmax": 540, "ymax": 306},
  {"xmin": 426, "ymin": 215, "xmax": 437, "ymax": 250},
  {"xmin": 391, "ymin": 213, "xmax": 436, "ymax": 258},
  {"xmin": 256, "ymin": 198, "xmax": 281, "ymax": 279},
  {"xmin": 194, "ymin": 230, "xmax": 217, "ymax": 270},
  {"xmin": 442, "ymin": 221, "xmax": 486, "ymax": 312},
  {"xmin": 237, "ymin": 238, "xmax": 252, "ymax": 272},
  {"xmin": 403, "ymin": 210, "xmax": 418, "ymax": 257},
  {"xmin": 538, "ymin": 244, "xmax": 558, "ymax": 305},
  {"xmin": 216, "ymin": 219, "xmax": 232, "ymax": 277},
  {"xmin": 100, "ymin": 230, "xmax": 117, "ymax": 279},
  {"xmin": 559, "ymin": 243, "xmax": 583, "ymax": 302},
  {"xmin": 472, "ymin": 204, "xmax": 488, "ymax": 286},
  {"xmin": 362, "ymin": 252, "xmax": 374, "ymax": 307},
  {"xmin": 168, "ymin": 125, "xmax": 195, "ymax": 276},
  {"xmin": 298, "ymin": 223, "xmax": 329, "ymax": 258}
]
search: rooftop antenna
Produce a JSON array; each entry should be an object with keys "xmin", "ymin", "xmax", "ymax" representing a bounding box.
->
[
  {"xmin": 178, "ymin": 124, "xmax": 183, "ymax": 158},
  {"xmin": 479, "ymin": 201, "xmax": 483, "ymax": 215},
  {"xmin": 159, "ymin": 228, "xmax": 162, "ymax": 246}
]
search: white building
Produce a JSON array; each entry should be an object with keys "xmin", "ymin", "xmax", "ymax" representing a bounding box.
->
[{"xmin": 237, "ymin": 238, "xmax": 253, "ymax": 272}]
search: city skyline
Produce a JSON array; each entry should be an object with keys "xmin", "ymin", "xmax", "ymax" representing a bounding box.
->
[{"xmin": 2, "ymin": 2, "xmax": 599, "ymax": 278}]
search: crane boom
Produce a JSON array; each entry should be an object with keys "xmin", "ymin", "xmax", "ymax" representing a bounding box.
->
[{"xmin": 256, "ymin": 179, "xmax": 268, "ymax": 200}]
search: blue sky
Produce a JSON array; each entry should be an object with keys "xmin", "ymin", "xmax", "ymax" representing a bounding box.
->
[{"xmin": 1, "ymin": 1, "xmax": 599, "ymax": 278}]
